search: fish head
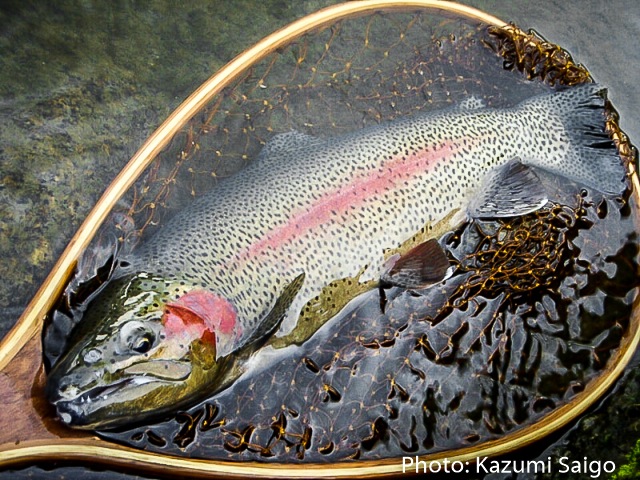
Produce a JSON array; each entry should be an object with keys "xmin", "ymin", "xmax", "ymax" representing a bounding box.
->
[{"xmin": 46, "ymin": 272, "xmax": 241, "ymax": 429}]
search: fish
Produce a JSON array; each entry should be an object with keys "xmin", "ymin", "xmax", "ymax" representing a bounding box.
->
[{"xmin": 46, "ymin": 83, "xmax": 626, "ymax": 429}]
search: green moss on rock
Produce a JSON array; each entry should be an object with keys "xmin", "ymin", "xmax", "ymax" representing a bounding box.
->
[{"xmin": 612, "ymin": 439, "xmax": 640, "ymax": 480}]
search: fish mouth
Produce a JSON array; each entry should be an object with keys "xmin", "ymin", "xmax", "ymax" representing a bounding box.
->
[
  {"xmin": 51, "ymin": 376, "xmax": 163, "ymax": 429},
  {"xmin": 47, "ymin": 358, "xmax": 194, "ymax": 429}
]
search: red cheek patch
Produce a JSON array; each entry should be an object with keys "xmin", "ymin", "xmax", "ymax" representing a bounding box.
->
[{"xmin": 162, "ymin": 290, "xmax": 239, "ymax": 346}]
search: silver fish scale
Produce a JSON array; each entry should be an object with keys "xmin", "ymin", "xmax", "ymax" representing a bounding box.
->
[{"xmin": 119, "ymin": 85, "xmax": 623, "ymax": 346}]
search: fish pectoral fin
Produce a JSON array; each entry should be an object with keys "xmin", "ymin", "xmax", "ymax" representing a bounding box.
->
[
  {"xmin": 380, "ymin": 238, "xmax": 451, "ymax": 289},
  {"xmin": 240, "ymin": 272, "xmax": 306, "ymax": 351},
  {"xmin": 467, "ymin": 157, "xmax": 548, "ymax": 219}
]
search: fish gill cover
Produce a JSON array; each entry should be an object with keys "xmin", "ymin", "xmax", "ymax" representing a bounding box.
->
[{"xmin": 43, "ymin": 10, "xmax": 639, "ymax": 462}]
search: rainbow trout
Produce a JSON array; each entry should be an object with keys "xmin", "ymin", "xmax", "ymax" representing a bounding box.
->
[{"xmin": 47, "ymin": 84, "xmax": 625, "ymax": 429}]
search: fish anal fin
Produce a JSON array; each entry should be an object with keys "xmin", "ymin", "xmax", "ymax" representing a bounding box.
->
[
  {"xmin": 468, "ymin": 157, "xmax": 548, "ymax": 219},
  {"xmin": 380, "ymin": 238, "xmax": 451, "ymax": 289}
]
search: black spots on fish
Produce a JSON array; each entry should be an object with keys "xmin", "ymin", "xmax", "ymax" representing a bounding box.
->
[
  {"xmin": 193, "ymin": 259, "xmax": 208, "ymax": 269},
  {"xmin": 138, "ymin": 279, "xmax": 161, "ymax": 292},
  {"xmin": 122, "ymin": 93, "xmax": 601, "ymax": 347}
]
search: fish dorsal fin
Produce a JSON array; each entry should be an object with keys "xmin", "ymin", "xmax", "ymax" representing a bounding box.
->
[
  {"xmin": 239, "ymin": 272, "xmax": 306, "ymax": 351},
  {"xmin": 468, "ymin": 157, "xmax": 548, "ymax": 219},
  {"xmin": 380, "ymin": 238, "xmax": 451, "ymax": 289},
  {"xmin": 258, "ymin": 131, "xmax": 322, "ymax": 161},
  {"xmin": 456, "ymin": 95, "xmax": 486, "ymax": 111}
]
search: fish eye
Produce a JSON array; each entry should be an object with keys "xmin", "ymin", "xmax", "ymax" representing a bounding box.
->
[
  {"xmin": 132, "ymin": 334, "xmax": 154, "ymax": 354},
  {"xmin": 119, "ymin": 321, "xmax": 157, "ymax": 355}
]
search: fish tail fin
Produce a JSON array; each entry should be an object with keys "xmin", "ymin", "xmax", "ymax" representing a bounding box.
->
[{"xmin": 521, "ymin": 84, "xmax": 626, "ymax": 195}]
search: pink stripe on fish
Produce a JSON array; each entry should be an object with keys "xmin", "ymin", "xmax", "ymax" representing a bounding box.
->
[{"xmin": 239, "ymin": 140, "xmax": 459, "ymax": 260}]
